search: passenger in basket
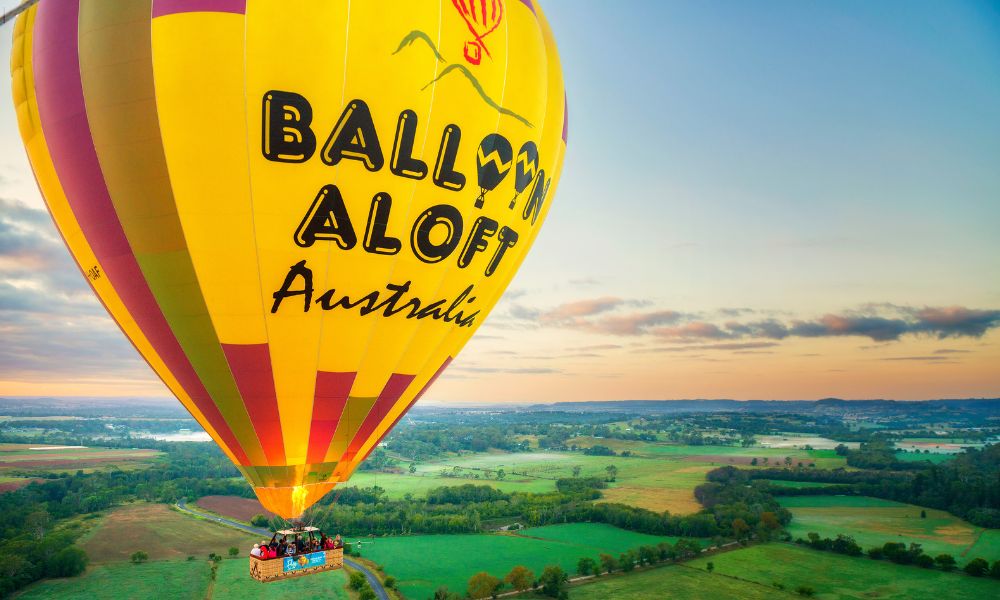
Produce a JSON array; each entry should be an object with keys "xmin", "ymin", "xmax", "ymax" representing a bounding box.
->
[
  {"xmin": 284, "ymin": 540, "xmax": 296, "ymax": 557},
  {"xmin": 250, "ymin": 543, "xmax": 262, "ymax": 558}
]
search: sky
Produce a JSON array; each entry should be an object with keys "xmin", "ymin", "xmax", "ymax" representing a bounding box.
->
[{"xmin": 1, "ymin": 0, "xmax": 999, "ymax": 402}]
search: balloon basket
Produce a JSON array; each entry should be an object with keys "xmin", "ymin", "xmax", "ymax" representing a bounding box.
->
[{"xmin": 249, "ymin": 548, "xmax": 344, "ymax": 583}]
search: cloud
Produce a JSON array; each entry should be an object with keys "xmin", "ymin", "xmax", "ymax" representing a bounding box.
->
[
  {"xmin": 507, "ymin": 292, "xmax": 1000, "ymax": 345},
  {"xmin": 789, "ymin": 315, "xmax": 910, "ymax": 342},
  {"xmin": 539, "ymin": 296, "xmax": 625, "ymax": 323},
  {"xmin": 652, "ymin": 321, "xmax": 732, "ymax": 340},
  {"xmin": 0, "ymin": 198, "xmax": 151, "ymax": 382},
  {"xmin": 634, "ymin": 342, "xmax": 780, "ymax": 353},
  {"xmin": 933, "ymin": 348, "xmax": 970, "ymax": 354},
  {"xmin": 912, "ymin": 306, "xmax": 1000, "ymax": 338}
]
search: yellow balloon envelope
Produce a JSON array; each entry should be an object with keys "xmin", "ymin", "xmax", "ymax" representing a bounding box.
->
[{"xmin": 10, "ymin": 0, "xmax": 565, "ymax": 518}]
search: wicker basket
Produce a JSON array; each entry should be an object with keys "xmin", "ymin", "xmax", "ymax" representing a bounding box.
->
[{"xmin": 249, "ymin": 548, "xmax": 344, "ymax": 582}]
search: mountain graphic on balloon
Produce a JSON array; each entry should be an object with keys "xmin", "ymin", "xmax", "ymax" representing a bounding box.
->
[{"xmin": 452, "ymin": 0, "xmax": 504, "ymax": 65}]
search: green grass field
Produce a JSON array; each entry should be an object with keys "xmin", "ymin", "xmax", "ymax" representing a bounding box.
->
[
  {"xmin": 895, "ymin": 451, "xmax": 955, "ymax": 464},
  {"xmin": 762, "ymin": 479, "xmax": 836, "ymax": 489},
  {"xmin": 687, "ymin": 543, "xmax": 1000, "ymax": 600},
  {"xmin": 779, "ymin": 495, "xmax": 999, "ymax": 563},
  {"xmin": 362, "ymin": 523, "xmax": 688, "ymax": 600},
  {"xmin": 526, "ymin": 563, "xmax": 785, "ymax": 600},
  {"xmin": 16, "ymin": 559, "xmax": 212, "ymax": 600}
]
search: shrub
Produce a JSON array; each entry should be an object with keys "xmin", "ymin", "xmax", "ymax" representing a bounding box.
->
[
  {"xmin": 964, "ymin": 558, "xmax": 989, "ymax": 577},
  {"xmin": 228, "ymin": 547, "xmax": 239, "ymax": 558},
  {"xmin": 934, "ymin": 554, "xmax": 956, "ymax": 571},
  {"xmin": 599, "ymin": 553, "xmax": 618, "ymax": 574},
  {"xmin": 250, "ymin": 514, "xmax": 269, "ymax": 527},
  {"xmin": 384, "ymin": 575, "xmax": 396, "ymax": 589},
  {"xmin": 867, "ymin": 547, "xmax": 884, "ymax": 560},
  {"xmin": 467, "ymin": 572, "xmax": 502, "ymax": 599},
  {"xmin": 349, "ymin": 571, "xmax": 368, "ymax": 590},
  {"xmin": 915, "ymin": 554, "xmax": 934, "ymax": 568},
  {"xmin": 795, "ymin": 585, "xmax": 816, "ymax": 597},
  {"xmin": 504, "ymin": 565, "xmax": 534, "ymax": 591},
  {"xmin": 577, "ymin": 557, "xmax": 597, "ymax": 576},
  {"xmin": 538, "ymin": 565, "xmax": 569, "ymax": 599},
  {"xmin": 130, "ymin": 551, "xmax": 148, "ymax": 565}
]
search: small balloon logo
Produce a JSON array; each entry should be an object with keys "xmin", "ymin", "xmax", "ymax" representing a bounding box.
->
[{"xmin": 452, "ymin": 0, "xmax": 504, "ymax": 65}]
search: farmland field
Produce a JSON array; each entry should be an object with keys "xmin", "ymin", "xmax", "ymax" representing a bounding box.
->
[
  {"xmin": 0, "ymin": 443, "xmax": 161, "ymax": 474},
  {"xmin": 687, "ymin": 543, "xmax": 1000, "ymax": 599},
  {"xmin": 79, "ymin": 502, "xmax": 258, "ymax": 563},
  {"xmin": 363, "ymin": 523, "xmax": 689, "ymax": 600},
  {"xmin": 351, "ymin": 445, "xmax": 846, "ymax": 515},
  {"xmin": 16, "ymin": 559, "xmax": 211, "ymax": 600},
  {"xmin": 196, "ymin": 495, "xmax": 275, "ymax": 522},
  {"xmin": 779, "ymin": 495, "xmax": 1000, "ymax": 563},
  {"xmin": 526, "ymin": 563, "xmax": 786, "ymax": 600}
]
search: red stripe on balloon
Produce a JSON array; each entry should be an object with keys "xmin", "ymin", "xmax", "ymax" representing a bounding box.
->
[
  {"xmin": 353, "ymin": 358, "xmax": 452, "ymax": 466},
  {"xmin": 344, "ymin": 373, "xmax": 416, "ymax": 462},
  {"xmin": 30, "ymin": 0, "xmax": 250, "ymax": 465},
  {"xmin": 305, "ymin": 371, "xmax": 357, "ymax": 465},
  {"xmin": 152, "ymin": 0, "xmax": 246, "ymax": 18},
  {"xmin": 220, "ymin": 344, "xmax": 286, "ymax": 465}
]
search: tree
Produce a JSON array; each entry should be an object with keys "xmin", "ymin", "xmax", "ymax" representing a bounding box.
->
[
  {"xmin": 250, "ymin": 514, "xmax": 269, "ymax": 527},
  {"xmin": 920, "ymin": 510, "xmax": 927, "ymax": 519},
  {"xmin": 605, "ymin": 465, "xmax": 618, "ymax": 482},
  {"xmin": 496, "ymin": 468, "xmax": 506, "ymax": 481},
  {"xmin": 915, "ymin": 554, "xmax": 934, "ymax": 568},
  {"xmin": 384, "ymin": 575, "xmax": 397, "ymax": 589},
  {"xmin": 934, "ymin": 554, "xmax": 956, "ymax": 571},
  {"xmin": 409, "ymin": 462, "xmax": 417, "ymax": 474},
  {"xmin": 349, "ymin": 571, "xmax": 368, "ymax": 590},
  {"xmin": 731, "ymin": 518, "xmax": 751, "ymax": 540},
  {"xmin": 706, "ymin": 561, "xmax": 714, "ymax": 573},
  {"xmin": 538, "ymin": 565, "xmax": 569, "ymax": 599},
  {"xmin": 467, "ymin": 571, "xmax": 502, "ymax": 599},
  {"xmin": 638, "ymin": 545, "xmax": 658, "ymax": 565},
  {"xmin": 964, "ymin": 558, "xmax": 990, "ymax": 577},
  {"xmin": 47, "ymin": 547, "xmax": 89, "ymax": 577},
  {"xmin": 834, "ymin": 444, "xmax": 849, "ymax": 456},
  {"xmin": 990, "ymin": 560, "xmax": 1000, "ymax": 579},
  {"xmin": 577, "ymin": 556, "xmax": 597, "ymax": 576},
  {"xmin": 572, "ymin": 465, "xmax": 582, "ymax": 478},
  {"xmin": 784, "ymin": 456, "xmax": 792, "ymax": 467},
  {"xmin": 599, "ymin": 553, "xmax": 618, "ymax": 574},
  {"xmin": 359, "ymin": 589, "xmax": 376, "ymax": 600},
  {"xmin": 433, "ymin": 586, "xmax": 460, "ymax": 600},
  {"xmin": 26, "ymin": 510, "xmax": 51, "ymax": 540},
  {"xmin": 750, "ymin": 458, "xmax": 758, "ymax": 466},
  {"xmin": 130, "ymin": 551, "xmax": 148, "ymax": 565},
  {"xmin": 504, "ymin": 565, "xmax": 534, "ymax": 592},
  {"xmin": 620, "ymin": 550, "xmax": 636, "ymax": 572},
  {"xmin": 228, "ymin": 547, "xmax": 239, "ymax": 558}
]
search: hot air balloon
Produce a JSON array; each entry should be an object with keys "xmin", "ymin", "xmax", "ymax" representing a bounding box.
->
[{"xmin": 9, "ymin": 0, "xmax": 566, "ymax": 521}]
